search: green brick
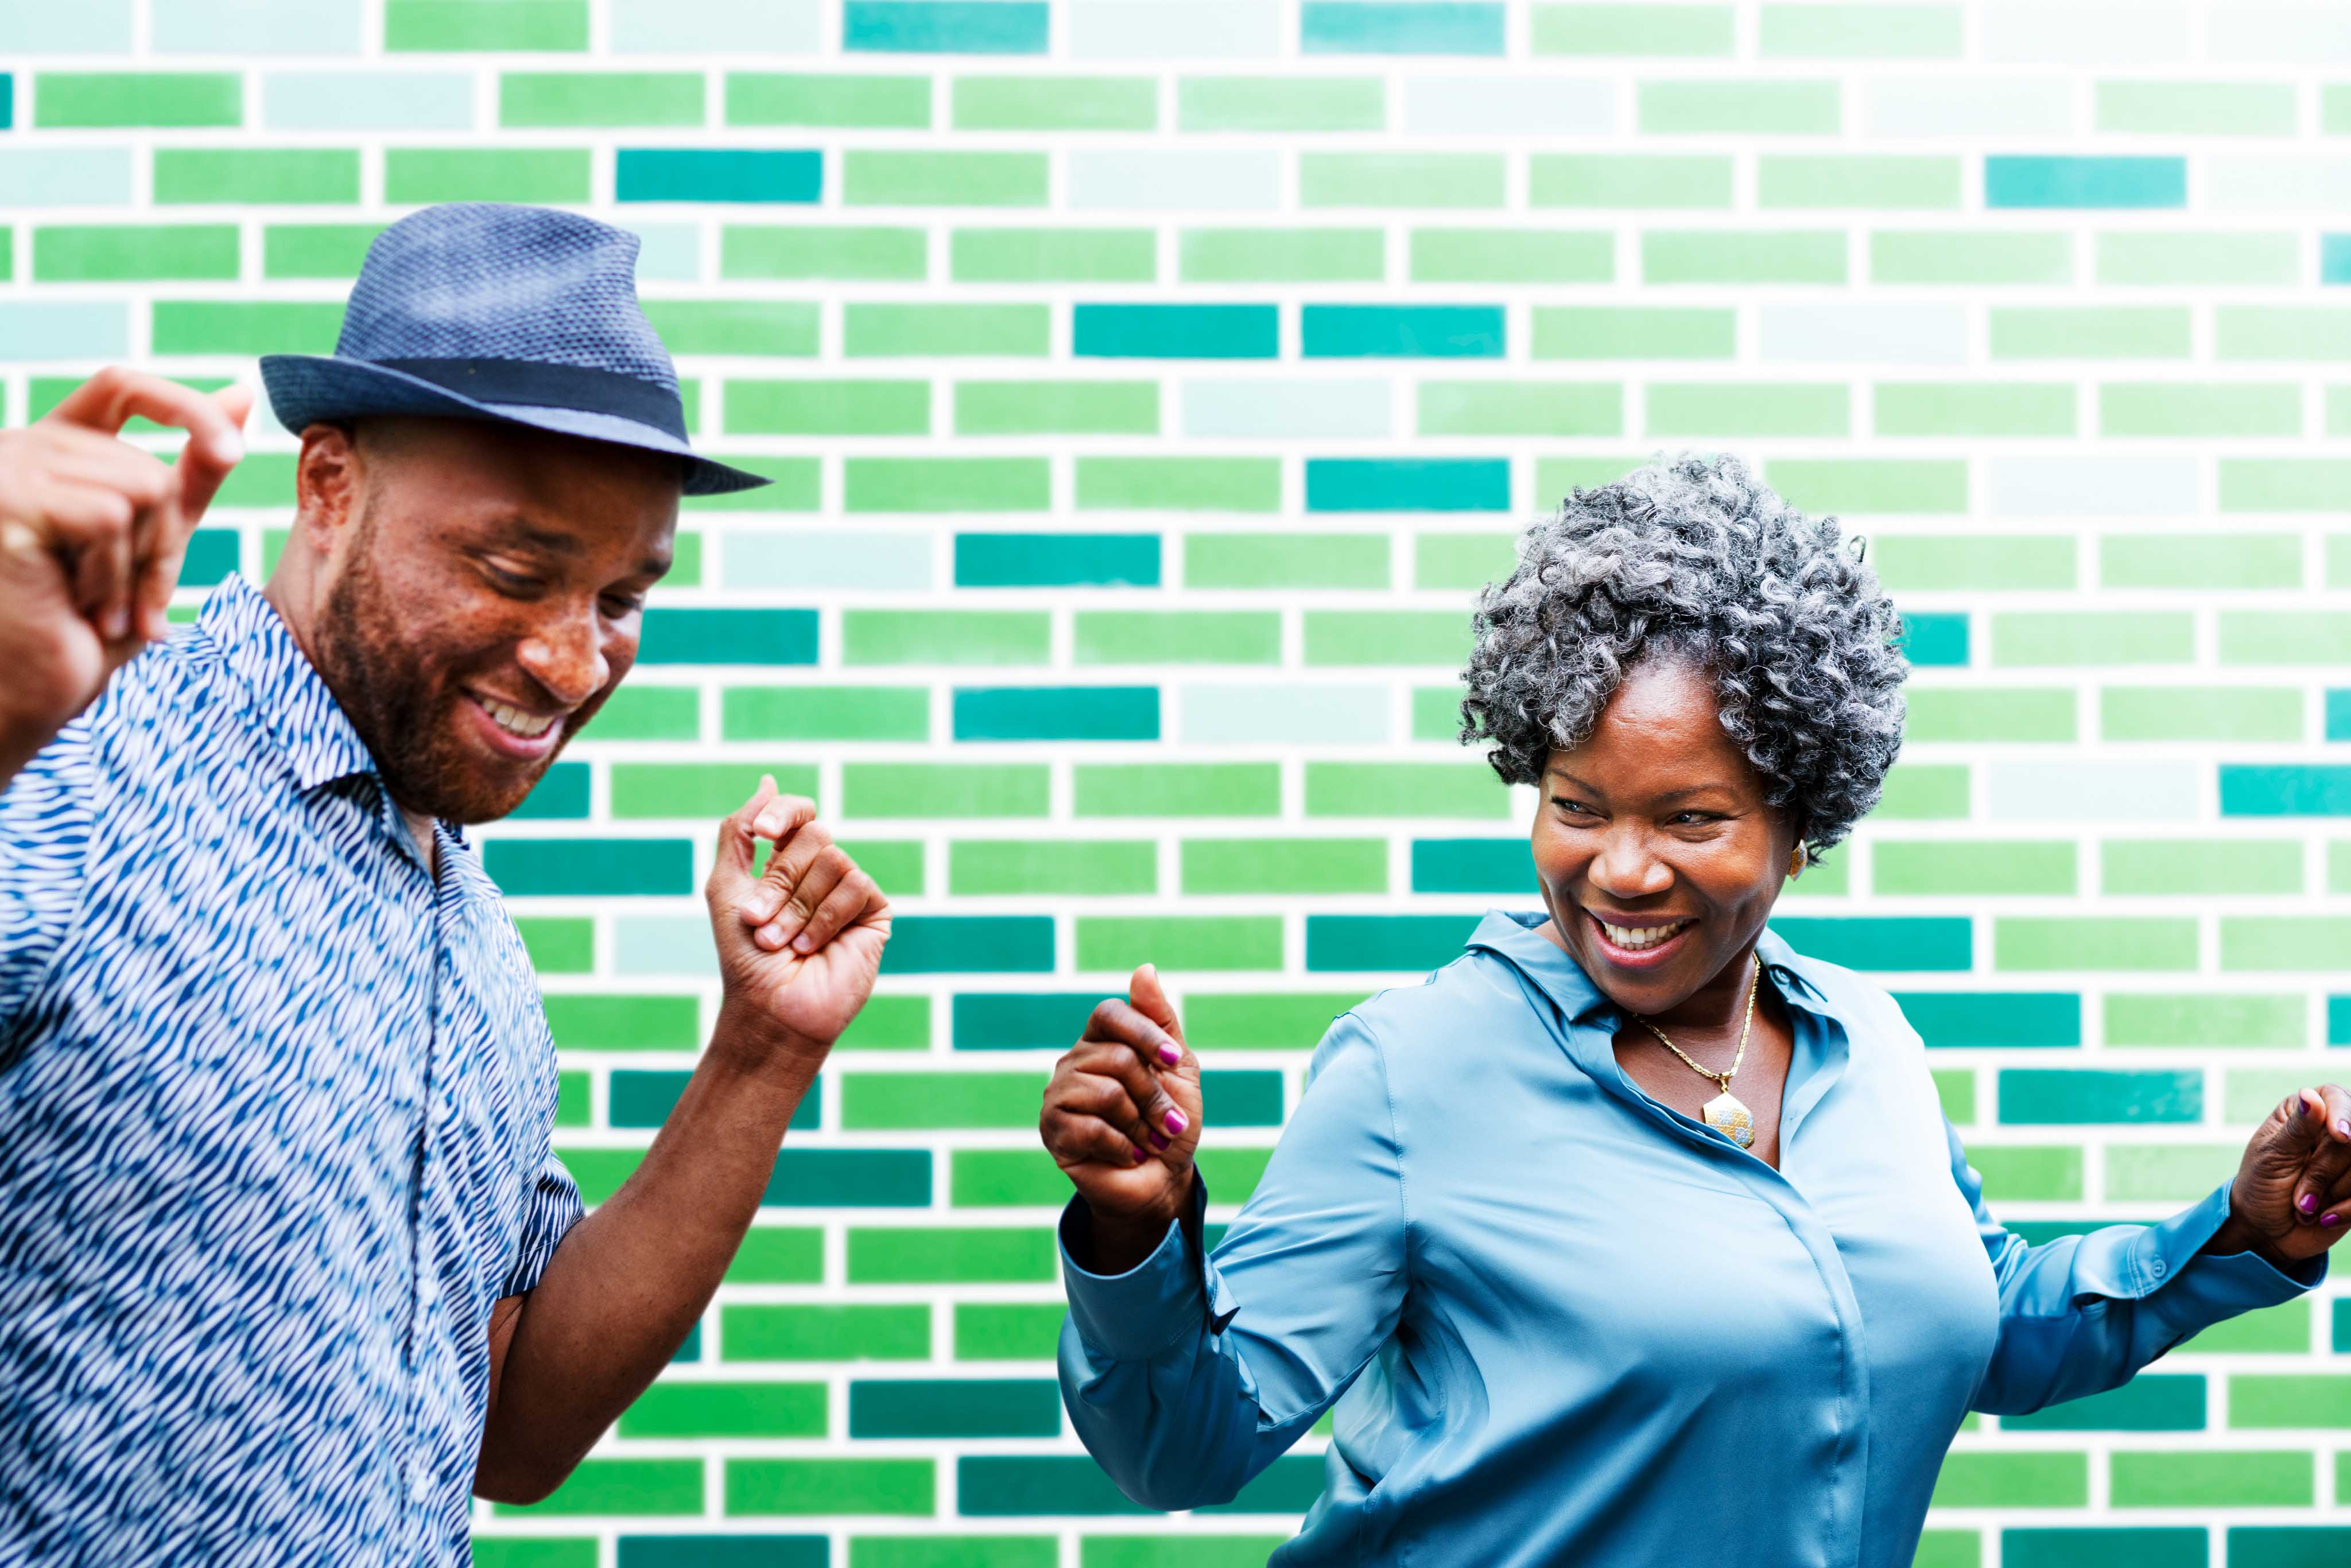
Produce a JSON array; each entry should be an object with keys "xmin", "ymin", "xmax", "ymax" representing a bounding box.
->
[
  {"xmin": 845, "ymin": 304, "xmax": 1049, "ymax": 357},
  {"xmin": 840, "ymin": 841, "xmax": 927, "ymax": 900},
  {"xmin": 561, "ymin": 1147, "xmax": 641, "ymax": 1205},
  {"xmin": 727, "ymin": 74, "xmax": 931, "ymax": 130},
  {"xmin": 842, "ymin": 1072, "xmax": 1041, "ymax": 1131},
  {"xmin": 1414, "ymin": 681, "xmax": 1472, "ymax": 740},
  {"xmin": 1905, "ymin": 689, "xmax": 2075, "ymax": 744},
  {"xmin": 619, "ymin": 1381, "xmax": 827, "ymax": 1439},
  {"xmin": 495, "ymin": 1458, "xmax": 702, "ymax": 1517},
  {"xmin": 2230, "ymin": 1376, "xmax": 2351, "ymax": 1429},
  {"xmin": 1638, "ymin": 81, "xmax": 1839, "ymax": 134},
  {"xmin": 1995, "ymin": 918, "xmax": 2198, "ymax": 972},
  {"xmin": 2187, "ymin": 1298, "xmax": 2307, "ymax": 1353},
  {"xmin": 2106, "ymin": 993, "xmax": 2303, "ymax": 1049},
  {"xmin": 722, "ymin": 1305, "xmax": 929, "ymax": 1363},
  {"xmin": 724, "ymin": 226, "xmax": 926, "ymax": 280},
  {"xmin": 2101, "ymin": 839, "xmax": 2302, "ymax": 896},
  {"xmin": 951, "ymin": 228, "xmax": 1155, "ymax": 284},
  {"xmin": 1643, "ymin": 230, "xmax": 1845, "ymax": 285},
  {"xmin": 1073, "ymin": 611, "xmax": 1281, "ymax": 665},
  {"xmin": 2218, "ymin": 307, "xmax": 2351, "ymax": 360},
  {"xmin": 2101, "ymin": 383, "xmax": 2302, "ymax": 438},
  {"xmin": 847, "ymin": 459, "xmax": 1050, "ymax": 513},
  {"xmin": 841, "ymin": 995, "xmax": 933, "ymax": 1050},
  {"xmin": 726, "ymin": 1458, "xmax": 935, "ymax": 1516},
  {"xmin": 2099, "ymin": 686, "xmax": 2302, "ymax": 742},
  {"xmin": 1077, "ymin": 457, "xmax": 1279, "ymax": 513},
  {"xmin": 727, "ymin": 380, "xmax": 930, "ymax": 437},
  {"xmin": 1177, "ymin": 76, "xmax": 1383, "ymax": 132},
  {"xmin": 388, "ymin": 0, "xmax": 586, "ymax": 50},
  {"xmin": 1181, "ymin": 838, "xmax": 1387, "ymax": 896},
  {"xmin": 1930, "ymin": 1451, "xmax": 2086, "ymax": 1509},
  {"xmin": 1180, "ymin": 228, "xmax": 1383, "ymax": 284},
  {"xmin": 1414, "ymin": 533, "xmax": 1516, "ymax": 590},
  {"xmin": 1875, "ymin": 383, "xmax": 2077, "ymax": 437},
  {"xmin": 1873, "ymin": 840, "xmax": 2074, "ymax": 896},
  {"xmin": 36, "ymin": 72, "xmax": 240, "ymax": 128},
  {"xmin": 844, "ymin": 763, "xmax": 1049, "ymax": 819},
  {"xmin": 516, "ymin": 918, "xmax": 593, "ymax": 976},
  {"xmin": 34, "ymin": 224, "xmax": 239, "ymax": 284},
  {"xmin": 472, "ymin": 1539, "xmax": 595, "ymax": 1568},
  {"xmin": 2098, "ymin": 81, "xmax": 2296, "ymax": 135},
  {"xmin": 951, "ymin": 1149, "xmax": 1078, "ymax": 1208},
  {"xmin": 1646, "ymin": 382, "xmax": 1848, "ymax": 437},
  {"xmin": 1081, "ymin": 1541, "xmax": 1294, "ymax": 1568},
  {"xmin": 1532, "ymin": 307, "xmax": 1735, "ymax": 360},
  {"xmin": 1303, "ymin": 611, "xmax": 1469, "ymax": 666},
  {"xmin": 154, "ymin": 149, "xmax": 359, "ymax": 205},
  {"xmin": 2110, "ymin": 1450, "xmax": 2314, "ymax": 1509},
  {"xmin": 2106, "ymin": 1143, "xmax": 2237, "ymax": 1202},
  {"xmin": 2220, "ymin": 459, "xmax": 2351, "ymax": 513},
  {"xmin": 500, "ymin": 72, "xmax": 703, "ymax": 127},
  {"xmin": 152, "ymin": 302, "xmax": 343, "ymax": 356},
  {"xmin": 1185, "ymin": 533, "xmax": 1388, "ymax": 590},
  {"xmin": 680, "ymin": 456, "xmax": 820, "ymax": 510},
  {"xmin": 384, "ymin": 148, "xmax": 590, "ymax": 205},
  {"xmin": 1074, "ymin": 764, "xmax": 1281, "ymax": 818},
  {"xmin": 609, "ymin": 763, "xmax": 819, "ymax": 820},
  {"xmin": 860, "ymin": 1539, "xmax": 1057, "ymax": 1568},
  {"xmin": 1968, "ymin": 1144, "xmax": 2083, "ymax": 1203},
  {"xmin": 1075, "ymin": 916, "xmax": 1284, "ymax": 973},
  {"xmin": 726, "ymin": 1227, "xmax": 825, "ymax": 1284},
  {"xmin": 1934, "ymin": 1068, "xmax": 1976, "ymax": 1124},
  {"xmin": 956, "ymin": 381, "xmax": 1158, "ymax": 436},
  {"xmin": 263, "ymin": 223, "xmax": 385, "ymax": 280},
  {"xmin": 844, "ymin": 152, "xmax": 1047, "ymax": 207},
  {"xmin": 1759, "ymin": 4, "xmax": 1963, "ymax": 56},
  {"xmin": 953, "ymin": 1302, "xmax": 1066, "ymax": 1361},
  {"xmin": 847, "ymin": 1228, "xmax": 1054, "ymax": 1285},
  {"xmin": 1304, "ymin": 762, "xmax": 1511, "ymax": 819},
  {"xmin": 1872, "ymin": 231, "xmax": 2072, "ymax": 285},
  {"xmin": 584, "ymin": 685, "xmax": 700, "ymax": 742},
  {"xmin": 2100, "ymin": 532, "xmax": 2302, "ymax": 589},
  {"xmin": 1758, "ymin": 156, "xmax": 1962, "ymax": 208},
  {"xmin": 1875, "ymin": 535, "xmax": 2075, "ymax": 592},
  {"xmin": 542, "ymin": 993, "xmax": 698, "ymax": 1052},
  {"xmin": 1528, "ymin": 154, "xmax": 1733, "ymax": 208},
  {"xmin": 2221, "ymin": 917, "xmax": 2351, "ymax": 972},
  {"xmin": 1911, "ymin": 1534, "xmax": 1981, "ymax": 1568},
  {"xmin": 1533, "ymin": 3, "xmax": 1735, "ymax": 54},
  {"xmin": 2098, "ymin": 231, "xmax": 2299, "ymax": 286},
  {"xmin": 949, "ymin": 840, "xmax": 1155, "ymax": 896},
  {"xmin": 1299, "ymin": 153, "xmax": 1504, "ymax": 209},
  {"xmin": 1766, "ymin": 460, "xmax": 1968, "ymax": 515},
  {"xmin": 953, "ymin": 76, "xmax": 1154, "ymax": 131},
  {"xmin": 1992, "ymin": 612, "xmax": 2193, "ymax": 666},
  {"xmin": 1409, "ymin": 228, "xmax": 1613, "ymax": 284},
  {"xmin": 1991, "ymin": 308, "xmax": 2192, "ymax": 359},
  {"xmin": 2218, "ymin": 610, "xmax": 2351, "ymax": 662},
  {"xmin": 723, "ymin": 686, "xmax": 929, "ymax": 743}
]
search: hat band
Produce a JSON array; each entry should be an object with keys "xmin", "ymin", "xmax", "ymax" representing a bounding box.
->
[{"xmin": 374, "ymin": 356, "xmax": 685, "ymax": 441}]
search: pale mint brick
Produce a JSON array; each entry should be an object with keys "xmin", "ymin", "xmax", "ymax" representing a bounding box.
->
[
  {"xmin": 1760, "ymin": 5, "xmax": 1962, "ymax": 57},
  {"xmin": 1179, "ymin": 684, "xmax": 1390, "ymax": 746},
  {"xmin": 1069, "ymin": 151, "xmax": 1281, "ymax": 212},
  {"xmin": 153, "ymin": 0, "xmax": 362, "ymax": 52},
  {"xmin": 1069, "ymin": 1, "xmax": 1282, "ymax": 59},
  {"xmin": 723, "ymin": 529, "xmax": 932, "ymax": 592},
  {"xmin": 1403, "ymin": 75, "xmax": 1616, "ymax": 136},
  {"xmin": 1532, "ymin": 3, "xmax": 1735, "ymax": 56},
  {"xmin": 624, "ymin": 224, "xmax": 700, "ymax": 282},
  {"xmin": 1875, "ymin": 383, "xmax": 2075, "ymax": 437},
  {"xmin": 1421, "ymin": 382, "xmax": 1621, "ymax": 437},
  {"xmin": 1181, "ymin": 379, "xmax": 1391, "ymax": 439},
  {"xmin": 1758, "ymin": 156, "xmax": 1963, "ymax": 208},
  {"xmin": 1873, "ymin": 535, "xmax": 2075, "ymax": 592},
  {"xmin": 2209, "ymin": 6, "xmax": 2351, "ymax": 63},
  {"xmin": 612, "ymin": 916, "xmax": 719, "ymax": 977},
  {"xmin": 0, "ymin": 0, "xmax": 131, "ymax": 50},
  {"xmin": 0, "ymin": 302, "xmax": 128, "ymax": 360},
  {"xmin": 2096, "ymin": 231, "xmax": 2299, "ymax": 286},
  {"xmin": 2100, "ymin": 383, "xmax": 2302, "ymax": 438},
  {"xmin": 1177, "ymin": 76, "xmax": 1383, "ymax": 133},
  {"xmin": 1758, "ymin": 304, "xmax": 1966, "ymax": 364},
  {"xmin": 262, "ymin": 71, "xmax": 474, "ymax": 130},
  {"xmin": 1985, "ymin": 4, "xmax": 2189, "ymax": 64},
  {"xmin": 608, "ymin": 0, "xmax": 823, "ymax": 52},
  {"xmin": 2098, "ymin": 533, "xmax": 2302, "ymax": 590},
  {"xmin": 1528, "ymin": 154, "xmax": 1732, "ymax": 208},
  {"xmin": 2106, "ymin": 1145, "xmax": 2237, "ymax": 1202},
  {"xmin": 2206, "ymin": 154, "xmax": 2351, "ymax": 212},
  {"xmin": 1985, "ymin": 456, "xmax": 2196, "ymax": 517},
  {"xmin": 1872, "ymin": 231, "xmax": 2071, "ymax": 285},
  {"xmin": 2098, "ymin": 686, "xmax": 2302, "ymax": 742},
  {"xmin": 2097, "ymin": 81, "xmax": 2296, "ymax": 135},
  {"xmin": 1991, "ymin": 611, "xmax": 2194, "ymax": 667},
  {"xmin": 1987, "ymin": 761, "xmax": 2199, "ymax": 821},
  {"xmin": 0, "ymin": 149, "xmax": 132, "ymax": 208},
  {"xmin": 1861, "ymin": 76, "xmax": 2073, "ymax": 136}
]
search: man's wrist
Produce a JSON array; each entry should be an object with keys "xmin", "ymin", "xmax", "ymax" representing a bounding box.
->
[{"xmin": 706, "ymin": 997, "xmax": 832, "ymax": 1091}]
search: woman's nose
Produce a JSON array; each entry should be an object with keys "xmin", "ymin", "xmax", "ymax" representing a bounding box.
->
[{"xmin": 1588, "ymin": 832, "xmax": 1672, "ymax": 899}]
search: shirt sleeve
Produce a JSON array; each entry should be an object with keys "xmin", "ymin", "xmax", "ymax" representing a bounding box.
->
[
  {"xmin": 0, "ymin": 725, "xmax": 95, "ymax": 1043},
  {"xmin": 1056, "ymin": 1010, "xmax": 1410, "ymax": 1512},
  {"xmin": 1951, "ymin": 1119, "xmax": 2325, "ymax": 1415},
  {"xmin": 500, "ymin": 1148, "xmax": 584, "ymax": 1297}
]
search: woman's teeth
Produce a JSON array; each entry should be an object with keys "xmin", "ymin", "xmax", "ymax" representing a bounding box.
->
[
  {"xmin": 480, "ymin": 697, "xmax": 556, "ymax": 739},
  {"xmin": 1599, "ymin": 918, "xmax": 1690, "ymax": 951}
]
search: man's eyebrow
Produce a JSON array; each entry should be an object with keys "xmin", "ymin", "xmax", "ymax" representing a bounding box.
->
[{"xmin": 492, "ymin": 517, "xmax": 584, "ymax": 556}]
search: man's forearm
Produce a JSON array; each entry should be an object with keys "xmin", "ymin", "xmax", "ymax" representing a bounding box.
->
[{"xmin": 474, "ymin": 999, "xmax": 820, "ymax": 1501}]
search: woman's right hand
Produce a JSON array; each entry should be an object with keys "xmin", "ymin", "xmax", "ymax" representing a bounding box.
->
[{"xmin": 1041, "ymin": 963, "xmax": 1205, "ymax": 1271}]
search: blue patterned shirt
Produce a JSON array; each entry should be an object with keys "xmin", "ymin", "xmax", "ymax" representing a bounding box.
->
[{"xmin": 0, "ymin": 575, "xmax": 583, "ymax": 1565}]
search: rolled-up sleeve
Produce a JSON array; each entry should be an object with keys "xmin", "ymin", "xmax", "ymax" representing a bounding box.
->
[
  {"xmin": 1952, "ymin": 1120, "xmax": 2324, "ymax": 1415},
  {"xmin": 1057, "ymin": 1011, "xmax": 1410, "ymax": 1512},
  {"xmin": 500, "ymin": 1149, "xmax": 584, "ymax": 1297}
]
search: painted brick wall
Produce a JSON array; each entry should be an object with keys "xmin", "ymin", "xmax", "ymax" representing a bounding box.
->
[{"xmin": 4, "ymin": 1, "xmax": 2349, "ymax": 1563}]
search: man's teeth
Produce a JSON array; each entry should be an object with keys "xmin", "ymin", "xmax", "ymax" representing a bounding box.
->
[
  {"xmin": 479, "ymin": 696, "xmax": 556, "ymax": 738},
  {"xmin": 1600, "ymin": 919, "xmax": 1690, "ymax": 951}
]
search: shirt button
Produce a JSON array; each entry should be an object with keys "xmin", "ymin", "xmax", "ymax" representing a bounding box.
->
[{"xmin": 2150, "ymin": 1257, "xmax": 2168, "ymax": 1278}]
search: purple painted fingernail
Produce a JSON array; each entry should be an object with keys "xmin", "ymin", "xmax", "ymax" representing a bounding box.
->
[
  {"xmin": 2299, "ymin": 1191, "xmax": 2319, "ymax": 1214},
  {"xmin": 1163, "ymin": 1108, "xmax": 1187, "ymax": 1136},
  {"xmin": 1158, "ymin": 1043, "xmax": 1181, "ymax": 1067},
  {"xmin": 2324, "ymin": 1213, "xmax": 2342, "ymax": 1229},
  {"xmin": 2336, "ymin": 1118, "xmax": 2349, "ymax": 1140},
  {"xmin": 1131, "ymin": 1146, "xmax": 1148, "ymax": 1165}
]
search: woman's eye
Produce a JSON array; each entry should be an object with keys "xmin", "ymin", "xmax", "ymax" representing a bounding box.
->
[{"xmin": 1550, "ymin": 796, "xmax": 1592, "ymax": 816}]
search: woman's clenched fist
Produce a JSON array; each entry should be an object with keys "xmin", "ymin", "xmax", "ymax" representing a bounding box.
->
[{"xmin": 1041, "ymin": 964, "xmax": 1204, "ymax": 1273}]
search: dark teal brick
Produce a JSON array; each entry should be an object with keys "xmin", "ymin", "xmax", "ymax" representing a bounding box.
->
[
  {"xmin": 2008, "ymin": 1220, "xmax": 2107, "ymax": 1245},
  {"xmin": 2002, "ymin": 1375, "xmax": 2204, "ymax": 1431},
  {"xmin": 179, "ymin": 528, "xmax": 240, "ymax": 587},
  {"xmin": 955, "ymin": 533, "xmax": 1161, "ymax": 587},
  {"xmin": 1305, "ymin": 913, "xmax": 1482, "ymax": 971},
  {"xmin": 766, "ymin": 1148, "xmax": 932, "ymax": 1207},
  {"xmin": 486, "ymin": 839, "xmax": 693, "ymax": 896},
  {"xmin": 1200, "ymin": 1069, "xmax": 1285, "ymax": 1127},
  {"xmin": 639, "ymin": 608, "xmax": 817, "ymax": 666},
  {"xmin": 1900, "ymin": 611, "xmax": 1970, "ymax": 667},
  {"xmin": 957, "ymin": 1456, "xmax": 1151, "ymax": 1516},
  {"xmin": 1894, "ymin": 992, "xmax": 2082, "ymax": 1047},
  {"xmin": 2333, "ymin": 997, "xmax": 2351, "ymax": 1045},
  {"xmin": 1986, "ymin": 157, "xmax": 2185, "ymax": 209},
  {"xmin": 2334, "ymin": 1299, "xmax": 2350, "ymax": 1352},
  {"xmin": 669, "ymin": 1321, "xmax": 701, "ymax": 1364},
  {"xmin": 1301, "ymin": 304, "xmax": 1503, "ymax": 358},
  {"xmin": 1410, "ymin": 837, "xmax": 1535, "ymax": 893},
  {"xmin": 618, "ymin": 1540, "xmax": 826, "ymax": 1568},
  {"xmin": 511, "ymin": 762, "xmax": 591, "ymax": 821},
  {"xmin": 2003, "ymin": 1530, "xmax": 2204, "ymax": 1568},
  {"xmin": 849, "ymin": 1379, "xmax": 1060, "ymax": 1438},
  {"xmin": 953, "ymin": 687, "xmax": 1158, "ymax": 742},
  {"xmin": 1301, "ymin": 2, "xmax": 1504, "ymax": 55},
  {"xmin": 1305, "ymin": 457, "xmax": 1510, "ymax": 511},
  {"xmin": 617, "ymin": 149, "xmax": 820, "ymax": 203},
  {"xmin": 2221, "ymin": 766, "xmax": 2351, "ymax": 816},
  {"xmin": 952, "ymin": 992, "xmax": 1118, "ymax": 1050},
  {"xmin": 1073, "ymin": 304, "xmax": 1278, "ymax": 359},
  {"xmin": 1768, "ymin": 917, "xmax": 1972, "ymax": 972},
  {"xmin": 1999, "ymin": 1069, "xmax": 2202, "ymax": 1124},
  {"xmin": 882, "ymin": 916, "xmax": 1056, "ymax": 974},
  {"xmin": 845, "ymin": 1, "xmax": 1048, "ymax": 52},
  {"xmin": 1198, "ymin": 1456, "xmax": 1326, "ymax": 1515},
  {"xmin": 2224, "ymin": 1529, "xmax": 2351, "ymax": 1568},
  {"xmin": 612, "ymin": 1070, "xmax": 820, "ymax": 1132}
]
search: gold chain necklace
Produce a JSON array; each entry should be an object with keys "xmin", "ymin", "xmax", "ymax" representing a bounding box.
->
[{"xmin": 1635, "ymin": 957, "xmax": 1761, "ymax": 1150}]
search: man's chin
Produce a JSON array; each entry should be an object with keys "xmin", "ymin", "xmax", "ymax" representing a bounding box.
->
[{"xmin": 385, "ymin": 752, "xmax": 550, "ymax": 827}]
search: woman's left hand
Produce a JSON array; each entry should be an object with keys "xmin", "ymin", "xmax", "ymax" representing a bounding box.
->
[{"xmin": 2210, "ymin": 1085, "xmax": 2351, "ymax": 1267}]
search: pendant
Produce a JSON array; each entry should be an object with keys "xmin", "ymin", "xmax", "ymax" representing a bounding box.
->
[{"xmin": 1702, "ymin": 1091, "xmax": 1756, "ymax": 1150}]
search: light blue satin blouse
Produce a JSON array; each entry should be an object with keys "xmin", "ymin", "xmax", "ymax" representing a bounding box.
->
[{"xmin": 1057, "ymin": 911, "xmax": 2320, "ymax": 1567}]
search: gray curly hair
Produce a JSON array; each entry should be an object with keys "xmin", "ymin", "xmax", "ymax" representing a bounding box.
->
[{"xmin": 1459, "ymin": 452, "xmax": 1907, "ymax": 864}]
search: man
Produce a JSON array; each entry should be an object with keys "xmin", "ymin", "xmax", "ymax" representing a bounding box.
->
[{"xmin": 0, "ymin": 204, "xmax": 887, "ymax": 1562}]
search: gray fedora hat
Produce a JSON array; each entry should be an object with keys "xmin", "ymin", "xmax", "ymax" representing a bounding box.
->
[{"xmin": 259, "ymin": 202, "xmax": 766, "ymax": 496}]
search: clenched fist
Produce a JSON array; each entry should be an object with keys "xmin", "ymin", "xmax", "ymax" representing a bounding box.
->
[
  {"xmin": 0, "ymin": 368, "xmax": 252, "ymax": 784},
  {"xmin": 2208, "ymin": 1085, "xmax": 2351, "ymax": 1268},
  {"xmin": 1041, "ymin": 964, "xmax": 1204, "ymax": 1274}
]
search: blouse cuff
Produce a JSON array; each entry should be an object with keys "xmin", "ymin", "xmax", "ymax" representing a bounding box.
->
[
  {"xmin": 1057, "ymin": 1175, "xmax": 1214, "ymax": 1363},
  {"xmin": 2135, "ymin": 1181, "xmax": 2327, "ymax": 1321}
]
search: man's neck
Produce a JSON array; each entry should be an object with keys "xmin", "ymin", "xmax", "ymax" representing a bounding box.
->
[{"xmin": 398, "ymin": 802, "xmax": 439, "ymax": 882}]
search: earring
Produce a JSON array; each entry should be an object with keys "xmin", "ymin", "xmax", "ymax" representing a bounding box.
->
[{"xmin": 1789, "ymin": 848, "xmax": 1805, "ymax": 878}]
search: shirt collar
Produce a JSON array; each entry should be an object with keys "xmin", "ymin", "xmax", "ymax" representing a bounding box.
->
[
  {"xmin": 1463, "ymin": 907, "xmax": 1837, "ymax": 1024},
  {"xmin": 197, "ymin": 574, "xmax": 379, "ymax": 795}
]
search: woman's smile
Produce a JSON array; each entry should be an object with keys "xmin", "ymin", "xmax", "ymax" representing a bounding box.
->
[{"xmin": 1582, "ymin": 909, "xmax": 1700, "ymax": 969}]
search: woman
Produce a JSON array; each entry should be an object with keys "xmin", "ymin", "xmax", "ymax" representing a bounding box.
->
[{"xmin": 1039, "ymin": 454, "xmax": 2345, "ymax": 1567}]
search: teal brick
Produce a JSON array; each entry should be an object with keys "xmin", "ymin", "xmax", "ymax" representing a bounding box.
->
[{"xmin": 1999, "ymin": 1069, "xmax": 2202, "ymax": 1124}]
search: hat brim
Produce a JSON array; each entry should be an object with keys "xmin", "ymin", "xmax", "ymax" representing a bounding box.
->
[{"xmin": 257, "ymin": 354, "xmax": 770, "ymax": 498}]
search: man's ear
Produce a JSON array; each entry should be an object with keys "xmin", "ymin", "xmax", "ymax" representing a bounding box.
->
[{"xmin": 292, "ymin": 422, "xmax": 362, "ymax": 552}]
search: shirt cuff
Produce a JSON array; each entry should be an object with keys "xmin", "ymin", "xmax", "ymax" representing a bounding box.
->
[
  {"xmin": 1057, "ymin": 1176, "xmax": 1212, "ymax": 1363},
  {"xmin": 2134, "ymin": 1181, "xmax": 2327, "ymax": 1320}
]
